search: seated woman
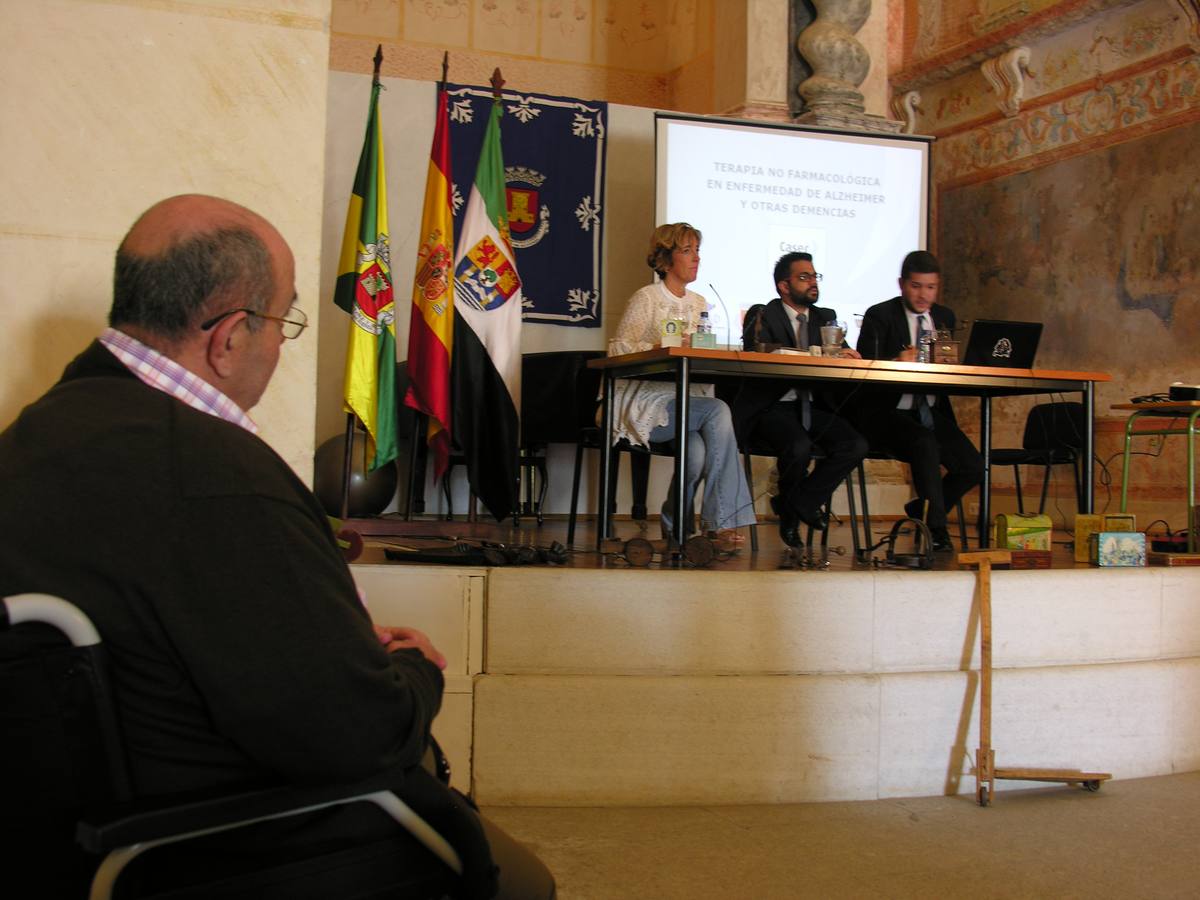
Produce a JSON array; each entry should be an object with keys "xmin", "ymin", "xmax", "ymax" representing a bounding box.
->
[{"xmin": 607, "ymin": 223, "xmax": 756, "ymax": 544}]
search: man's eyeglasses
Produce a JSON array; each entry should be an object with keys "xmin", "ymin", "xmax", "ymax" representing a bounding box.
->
[
  {"xmin": 796, "ymin": 273, "xmax": 823, "ymax": 283},
  {"xmin": 200, "ymin": 305, "xmax": 308, "ymax": 340}
]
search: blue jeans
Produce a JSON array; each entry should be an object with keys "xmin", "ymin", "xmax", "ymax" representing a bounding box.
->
[{"xmin": 649, "ymin": 396, "xmax": 757, "ymax": 534}]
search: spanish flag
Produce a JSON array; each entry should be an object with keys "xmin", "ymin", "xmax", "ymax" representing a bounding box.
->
[
  {"xmin": 334, "ymin": 73, "xmax": 397, "ymax": 471},
  {"xmin": 404, "ymin": 85, "xmax": 454, "ymax": 480}
]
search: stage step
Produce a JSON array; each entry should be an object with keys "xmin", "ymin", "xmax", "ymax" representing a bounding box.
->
[{"xmin": 471, "ymin": 567, "xmax": 1200, "ymax": 805}]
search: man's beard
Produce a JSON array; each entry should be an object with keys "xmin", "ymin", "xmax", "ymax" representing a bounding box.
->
[{"xmin": 789, "ymin": 288, "xmax": 819, "ymax": 308}]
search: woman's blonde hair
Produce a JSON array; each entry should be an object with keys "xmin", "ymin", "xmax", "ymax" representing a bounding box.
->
[{"xmin": 646, "ymin": 223, "xmax": 702, "ymax": 278}]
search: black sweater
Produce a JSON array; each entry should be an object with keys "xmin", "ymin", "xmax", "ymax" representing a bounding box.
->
[{"xmin": 0, "ymin": 341, "xmax": 443, "ymax": 801}]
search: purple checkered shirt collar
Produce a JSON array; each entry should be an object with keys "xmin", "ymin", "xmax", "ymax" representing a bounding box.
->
[{"xmin": 99, "ymin": 327, "xmax": 258, "ymax": 434}]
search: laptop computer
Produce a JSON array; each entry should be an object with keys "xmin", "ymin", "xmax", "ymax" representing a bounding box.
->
[{"xmin": 962, "ymin": 319, "xmax": 1044, "ymax": 368}]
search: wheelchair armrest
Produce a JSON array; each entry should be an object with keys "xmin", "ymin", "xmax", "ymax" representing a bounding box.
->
[{"xmin": 76, "ymin": 771, "xmax": 400, "ymax": 853}]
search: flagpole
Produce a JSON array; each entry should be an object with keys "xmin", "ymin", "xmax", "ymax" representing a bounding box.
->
[
  {"xmin": 340, "ymin": 43, "xmax": 387, "ymax": 521},
  {"xmin": 470, "ymin": 66, "xmax": 505, "ymax": 525},
  {"xmin": 403, "ymin": 410, "xmax": 425, "ymax": 520},
  {"xmin": 339, "ymin": 415, "xmax": 355, "ymax": 519}
]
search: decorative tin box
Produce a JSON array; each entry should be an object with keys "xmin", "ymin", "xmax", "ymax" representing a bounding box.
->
[
  {"xmin": 1089, "ymin": 531, "xmax": 1147, "ymax": 567},
  {"xmin": 994, "ymin": 513, "xmax": 1052, "ymax": 551}
]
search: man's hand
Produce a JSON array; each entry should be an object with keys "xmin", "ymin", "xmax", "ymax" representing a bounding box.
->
[
  {"xmin": 373, "ymin": 625, "xmax": 448, "ymax": 670},
  {"xmin": 895, "ymin": 347, "xmax": 918, "ymax": 362},
  {"xmin": 840, "ymin": 347, "xmax": 862, "ymax": 359}
]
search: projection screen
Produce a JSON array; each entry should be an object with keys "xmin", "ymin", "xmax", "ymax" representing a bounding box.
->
[{"xmin": 655, "ymin": 113, "xmax": 932, "ymax": 349}]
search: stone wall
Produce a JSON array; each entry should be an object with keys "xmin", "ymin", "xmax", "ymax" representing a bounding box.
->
[
  {"xmin": 329, "ymin": 0, "xmax": 891, "ymax": 118},
  {"xmin": 892, "ymin": 0, "xmax": 1199, "ymax": 526},
  {"xmin": 329, "ymin": 0, "xmax": 711, "ymax": 110},
  {"xmin": 0, "ymin": 0, "xmax": 331, "ymax": 481}
]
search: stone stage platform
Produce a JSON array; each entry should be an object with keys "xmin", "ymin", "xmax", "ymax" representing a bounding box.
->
[{"xmin": 348, "ymin": 516, "xmax": 1200, "ymax": 808}]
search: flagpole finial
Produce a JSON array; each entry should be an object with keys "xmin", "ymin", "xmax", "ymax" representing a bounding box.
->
[
  {"xmin": 373, "ymin": 45, "xmax": 383, "ymax": 83},
  {"xmin": 490, "ymin": 68, "xmax": 505, "ymax": 98},
  {"xmin": 441, "ymin": 51, "xmax": 449, "ymax": 89}
]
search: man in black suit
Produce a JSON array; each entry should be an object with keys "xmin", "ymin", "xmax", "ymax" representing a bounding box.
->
[
  {"xmin": 731, "ymin": 251, "xmax": 867, "ymax": 546},
  {"xmin": 854, "ymin": 250, "xmax": 983, "ymax": 551}
]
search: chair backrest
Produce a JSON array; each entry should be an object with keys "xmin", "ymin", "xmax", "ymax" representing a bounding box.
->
[
  {"xmin": 1022, "ymin": 402, "xmax": 1086, "ymax": 451},
  {"xmin": 1, "ymin": 594, "xmax": 131, "ymax": 895},
  {"xmin": 521, "ymin": 350, "xmax": 607, "ymax": 444}
]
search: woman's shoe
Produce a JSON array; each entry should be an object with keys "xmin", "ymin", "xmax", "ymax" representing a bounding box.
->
[{"xmin": 706, "ymin": 528, "xmax": 745, "ymax": 550}]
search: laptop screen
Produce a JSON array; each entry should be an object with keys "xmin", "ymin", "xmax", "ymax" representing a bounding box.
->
[{"xmin": 962, "ymin": 319, "xmax": 1044, "ymax": 368}]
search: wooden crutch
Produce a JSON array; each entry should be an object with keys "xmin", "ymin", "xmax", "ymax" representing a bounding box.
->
[{"xmin": 958, "ymin": 550, "xmax": 1111, "ymax": 806}]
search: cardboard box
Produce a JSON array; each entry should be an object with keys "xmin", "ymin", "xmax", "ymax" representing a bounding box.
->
[
  {"xmin": 995, "ymin": 513, "xmax": 1052, "ymax": 551},
  {"xmin": 1089, "ymin": 531, "xmax": 1146, "ymax": 567}
]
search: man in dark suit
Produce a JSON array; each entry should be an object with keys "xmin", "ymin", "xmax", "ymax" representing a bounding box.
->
[
  {"xmin": 854, "ymin": 250, "xmax": 983, "ymax": 551},
  {"xmin": 731, "ymin": 251, "xmax": 867, "ymax": 547}
]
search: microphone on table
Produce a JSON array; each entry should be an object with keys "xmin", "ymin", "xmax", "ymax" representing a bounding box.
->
[
  {"xmin": 855, "ymin": 313, "xmax": 879, "ymax": 361},
  {"xmin": 708, "ymin": 283, "xmax": 735, "ymax": 350}
]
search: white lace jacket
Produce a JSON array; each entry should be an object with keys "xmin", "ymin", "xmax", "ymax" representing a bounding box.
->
[{"xmin": 606, "ymin": 282, "xmax": 714, "ymax": 447}]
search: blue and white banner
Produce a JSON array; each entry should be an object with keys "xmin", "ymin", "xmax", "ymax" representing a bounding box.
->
[{"xmin": 447, "ymin": 84, "xmax": 606, "ymax": 328}]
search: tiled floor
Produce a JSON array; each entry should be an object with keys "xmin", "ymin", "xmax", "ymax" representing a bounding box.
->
[{"xmin": 484, "ymin": 772, "xmax": 1200, "ymax": 899}]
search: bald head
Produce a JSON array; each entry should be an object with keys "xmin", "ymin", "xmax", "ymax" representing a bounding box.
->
[
  {"xmin": 109, "ymin": 195, "xmax": 287, "ymax": 348},
  {"xmin": 120, "ymin": 194, "xmax": 270, "ymax": 254}
]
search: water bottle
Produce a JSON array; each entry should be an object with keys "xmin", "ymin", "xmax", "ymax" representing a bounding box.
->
[
  {"xmin": 917, "ymin": 326, "xmax": 933, "ymax": 363},
  {"xmin": 692, "ymin": 310, "xmax": 717, "ymax": 348}
]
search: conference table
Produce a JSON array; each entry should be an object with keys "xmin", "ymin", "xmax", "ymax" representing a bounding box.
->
[{"xmin": 589, "ymin": 347, "xmax": 1111, "ymax": 550}]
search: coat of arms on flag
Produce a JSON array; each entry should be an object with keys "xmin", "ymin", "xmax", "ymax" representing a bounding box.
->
[
  {"xmin": 455, "ymin": 235, "xmax": 521, "ymax": 311},
  {"xmin": 334, "ymin": 68, "xmax": 398, "ymax": 472},
  {"xmin": 447, "ymin": 85, "xmax": 607, "ymax": 328}
]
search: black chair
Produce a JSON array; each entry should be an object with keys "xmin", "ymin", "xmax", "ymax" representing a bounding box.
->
[
  {"xmin": 568, "ymin": 430, "xmax": 677, "ymax": 546},
  {"xmin": 739, "ymin": 441, "xmax": 865, "ymax": 558},
  {"xmin": 990, "ymin": 401, "xmax": 1086, "ymax": 514},
  {"xmin": 440, "ymin": 350, "xmax": 610, "ymax": 525},
  {"xmin": 0, "ymin": 593, "xmax": 482, "ymax": 900},
  {"xmin": 518, "ymin": 350, "xmax": 608, "ymax": 526},
  {"xmin": 564, "ymin": 354, "xmax": 688, "ymax": 546}
]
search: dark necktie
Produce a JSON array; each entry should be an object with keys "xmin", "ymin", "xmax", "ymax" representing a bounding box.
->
[
  {"xmin": 796, "ymin": 313, "xmax": 811, "ymax": 430},
  {"xmin": 915, "ymin": 314, "xmax": 934, "ymax": 429}
]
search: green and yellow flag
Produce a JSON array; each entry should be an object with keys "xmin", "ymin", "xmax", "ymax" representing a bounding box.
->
[{"xmin": 334, "ymin": 75, "xmax": 397, "ymax": 471}]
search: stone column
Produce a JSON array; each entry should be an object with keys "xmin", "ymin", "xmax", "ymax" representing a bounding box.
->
[{"xmin": 795, "ymin": 0, "xmax": 900, "ymax": 133}]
